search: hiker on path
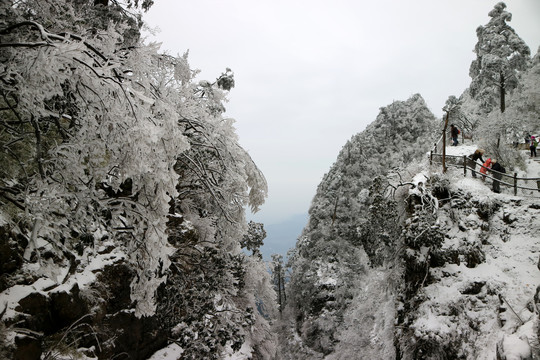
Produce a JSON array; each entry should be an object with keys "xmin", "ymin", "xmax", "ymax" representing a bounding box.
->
[
  {"xmin": 450, "ymin": 124, "xmax": 459, "ymax": 146},
  {"xmin": 525, "ymin": 133, "xmax": 531, "ymax": 145},
  {"xmin": 468, "ymin": 149, "xmax": 485, "ymax": 178},
  {"xmin": 491, "ymin": 159, "xmax": 505, "ymax": 193},
  {"xmin": 480, "ymin": 158, "xmax": 492, "ymax": 181},
  {"xmin": 531, "ymin": 136, "xmax": 537, "ymax": 157}
]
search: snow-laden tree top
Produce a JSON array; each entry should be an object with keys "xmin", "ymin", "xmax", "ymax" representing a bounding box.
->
[{"xmin": 469, "ymin": 1, "xmax": 531, "ymax": 113}]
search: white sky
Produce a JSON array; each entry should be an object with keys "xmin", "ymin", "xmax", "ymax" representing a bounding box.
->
[{"xmin": 142, "ymin": 0, "xmax": 540, "ymax": 225}]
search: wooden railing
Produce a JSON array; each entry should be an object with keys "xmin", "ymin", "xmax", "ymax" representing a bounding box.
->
[{"xmin": 429, "ymin": 152, "xmax": 540, "ymax": 196}]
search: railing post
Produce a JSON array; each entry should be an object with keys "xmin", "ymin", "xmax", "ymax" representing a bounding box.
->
[
  {"xmin": 463, "ymin": 156, "xmax": 467, "ymax": 177},
  {"xmin": 430, "ymin": 151, "xmax": 433, "ymax": 166},
  {"xmin": 514, "ymin": 173, "xmax": 517, "ymax": 196}
]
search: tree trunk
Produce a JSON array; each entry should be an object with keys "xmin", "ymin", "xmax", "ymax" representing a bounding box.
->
[
  {"xmin": 500, "ymin": 71, "xmax": 506, "ymax": 113},
  {"xmin": 497, "ymin": 71, "xmax": 506, "ymax": 149}
]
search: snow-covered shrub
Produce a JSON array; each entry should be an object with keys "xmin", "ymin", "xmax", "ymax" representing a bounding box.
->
[
  {"xmin": 157, "ymin": 248, "xmax": 251, "ymax": 359},
  {"xmin": 427, "ymin": 174, "xmax": 451, "ymax": 202},
  {"xmin": 473, "ymin": 196, "xmax": 500, "ymax": 222}
]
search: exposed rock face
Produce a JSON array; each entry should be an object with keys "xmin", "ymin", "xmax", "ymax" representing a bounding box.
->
[
  {"xmin": 396, "ymin": 178, "xmax": 540, "ymax": 359},
  {"xmin": 13, "ymin": 335, "xmax": 41, "ymax": 360},
  {"xmin": 285, "ymin": 94, "xmax": 439, "ymax": 358},
  {"xmin": 0, "ymin": 229, "xmax": 26, "ymax": 293},
  {"xmin": 283, "ymin": 92, "xmax": 540, "ymax": 358},
  {"xmin": 1, "ymin": 256, "xmax": 167, "ymax": 359},
  {"xmin": 101, "ymin": 312, "xmax": 167, "ymax": 359}
]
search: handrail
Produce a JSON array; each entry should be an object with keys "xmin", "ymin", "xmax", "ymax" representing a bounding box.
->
[
  {"xmin": 430, "ymin": 153, "xmax": 540, "ymax": 180},
  {"xmin": 429, "ymin": 151, "xmax": 540, "ymax": 196}
]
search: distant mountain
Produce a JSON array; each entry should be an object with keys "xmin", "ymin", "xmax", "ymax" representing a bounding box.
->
[{"xmin": 260, "ymin": 213, "xmax": 308, "ymax": 260}]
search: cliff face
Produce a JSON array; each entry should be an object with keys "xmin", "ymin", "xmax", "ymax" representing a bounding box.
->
[
  {"xmin": 396, "ymin": 159, "xmax": 540, "ymax": 359},
  {"xmin": 282, "ymin": 92, "xmax": 540, "ymax": 359},
  {"xmin": 284, "ymin": 94, "xmax": 440, "ymax": 357},
  {"xmin": 302, "ymin": 94, "xmax": 439, "ymax": 265}
]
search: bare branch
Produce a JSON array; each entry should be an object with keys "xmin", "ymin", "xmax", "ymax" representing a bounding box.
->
[{"xmin": 0, "ymin": 42, "xmax": 50, "ymax": 48}]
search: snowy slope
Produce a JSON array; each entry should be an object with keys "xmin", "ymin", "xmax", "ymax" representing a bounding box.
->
[
  {"xmin": 402, "ymin": 144, "xmax": 540, "ymax": 359},
  {"xmin": 289, "ymin": 141, "xmax": 540, "ymax": 359}
]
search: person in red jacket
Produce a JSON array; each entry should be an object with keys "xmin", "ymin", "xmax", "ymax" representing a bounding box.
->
[{"xmin": 480, "ymin": 158, "xmax": 492, "ymax": 181}]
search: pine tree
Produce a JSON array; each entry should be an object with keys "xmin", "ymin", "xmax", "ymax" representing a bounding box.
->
[
  {"xmin": 469, "ymin": 2, "xmax": 531, "ymax": 114},
  {"xmin": 241, "ymin": 221, "xmax": 267, "ymax": 259},
  {"xmin": 271, "ymin": 254, "xmax": 286, "ymax": 312}
]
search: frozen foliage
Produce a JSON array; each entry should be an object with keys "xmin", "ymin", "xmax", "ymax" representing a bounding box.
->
[
  {"xmin": 285, "ymin": 94, "xmax": 439, "ymax": 357},
  {"xmin": 241, "ymin": 221, "xmax": 266, "ymax": 258},
  {"xmin": 1, "ymin": 1, "xmax": 275, "ymax": 358},
  {"xmin": 2, "ymin": 1, "xmax": 180, "ymax": 317}
]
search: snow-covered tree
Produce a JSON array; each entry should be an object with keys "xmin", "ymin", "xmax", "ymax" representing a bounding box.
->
[
  {"xmin": 0, "ymin": 0, "xmax": 273, "ymax": 358},
  {"xmin": 469, "ymin": 2, "xmax": 531, "ymax": 114},
  {"xmin": 271, "ymin": 253, "xmax": 287, "ymax": 312},
  {"xmin": 504, "ymin": 48, "xmax": 540, "ymax": 137},
  {"xmin": 241, "ymin": 221, "xmax": 266, "ymax": 258}
]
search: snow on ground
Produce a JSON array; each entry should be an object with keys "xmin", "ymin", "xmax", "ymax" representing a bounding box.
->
[
  {"xmin": 0, "ymin": 277, "xmax": 57, "ymax": 320},
  {"xmin": 444, "ymin": 141, "xmax": 540, "ymax": 196},
  {"xmin": 414, "ymin": 142, "xmax": 540, "ymax": 359},
  {"xmin": 444, "ymin": 144, "xmax": 478, "ymax": 158},
  {"xmin": 222, "ymin": 342, "xmax": 254, "ymax": 360}
]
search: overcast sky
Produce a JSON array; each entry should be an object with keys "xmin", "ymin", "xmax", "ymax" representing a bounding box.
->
[{"xmin": 142, "ymin": 0, "xmax": 540, "ymax": 225}]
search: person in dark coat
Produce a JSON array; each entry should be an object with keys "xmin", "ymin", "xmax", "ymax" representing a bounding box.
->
[
  {"xmin": 491, "ymin": 159, "xmax": 505, "ymax": 193},
  {"xmin": 450, "ymin": 124, "xmax": 459, "ymax": 146},
  {"xmin": 468, "ymin": 149, "xmax": 485, "ymax": 178}
]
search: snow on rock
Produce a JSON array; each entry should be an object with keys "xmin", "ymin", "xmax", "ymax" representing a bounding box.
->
[
  {"xmin": 497, "ymin": 334, "xmax": 532, "ymax": 360},
  {"xmin": 0, "ymin": 277, "xmax": 56, "ymax": 320},
  {"xmin": 148, "ymin": 343, "xmax": 184, "ymax": 360},
  {"xmin": 403, "ymin": 142, "xmax": 540, "ymax": 359},
  {"xmin": 0, "ymin": 246, "xmax": 126, "ymax": 326},
  {"xmin": 222, "ymin": 341, "xmax": 254, "ymax": 360}
]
